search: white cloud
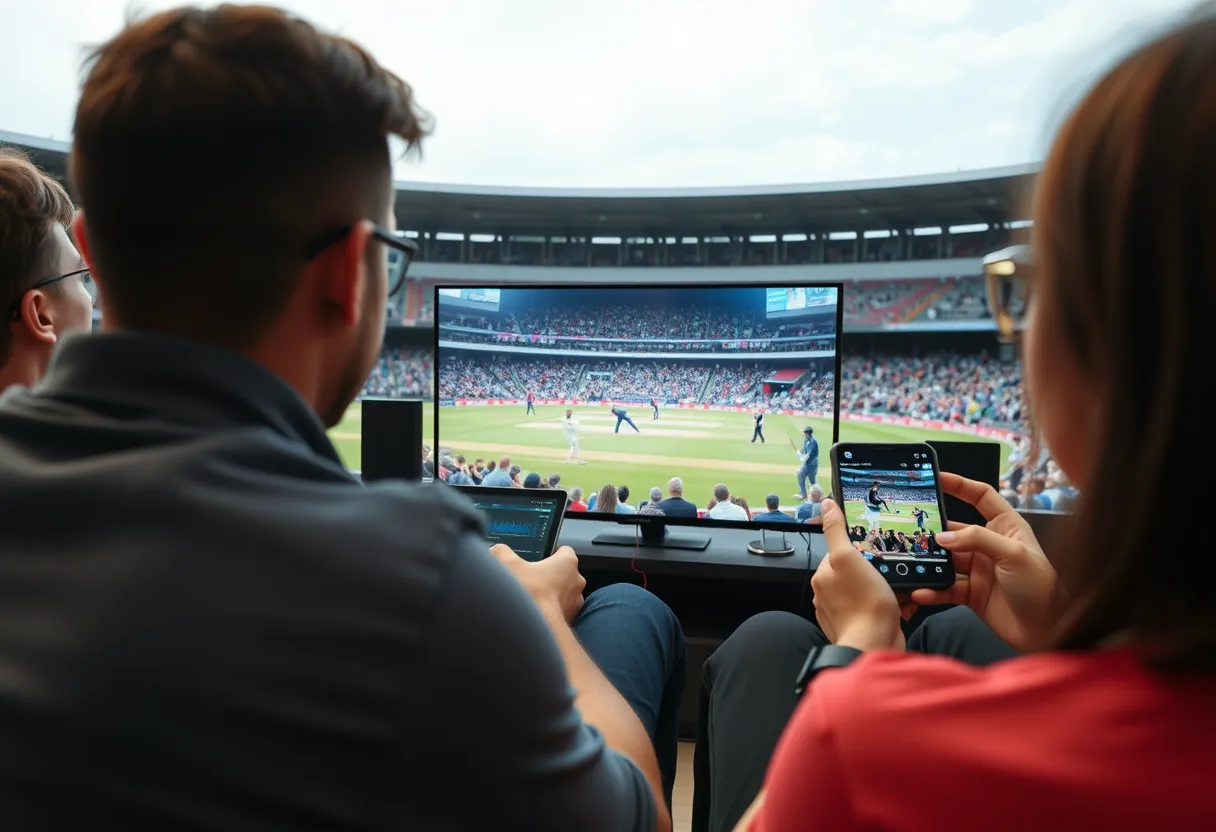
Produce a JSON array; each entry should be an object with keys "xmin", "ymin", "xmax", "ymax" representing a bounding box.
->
[
  {"xmin": 885, "ymin": 0, "xmax": 974, "ymax": 26},
  {"xmin": 0, "ymin": 0, "xmax": 1195, "ymax": 187}
]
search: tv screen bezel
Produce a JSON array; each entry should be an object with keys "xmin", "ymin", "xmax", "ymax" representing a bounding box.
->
[{"xmin": 432, "ymin": 280, "xmax": 842, "ymax": 534}]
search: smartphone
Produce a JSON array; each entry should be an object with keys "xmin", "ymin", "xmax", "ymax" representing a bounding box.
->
[{"xmin": 829, "ymin": 442, "xmax": 955, "ymax": 590}]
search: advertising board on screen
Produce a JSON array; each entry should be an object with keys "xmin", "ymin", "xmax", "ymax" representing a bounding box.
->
[
  {"xmin": 765, "ymin": 286, "xmax": 838, "ymax": 320},
  {"xmin": 437, "ymin": 287, "xmax": 502, "ymax": 313}
]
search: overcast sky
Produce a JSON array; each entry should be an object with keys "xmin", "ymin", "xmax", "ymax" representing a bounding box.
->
[{"xmin": 0, "ymin": 0, "xmax": 1195, "ymax": 187}]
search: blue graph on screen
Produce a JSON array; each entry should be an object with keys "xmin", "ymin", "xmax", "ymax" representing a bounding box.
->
[{"xmin": 486, "ymin": 518, "xmax": 543, "ymax": 537}]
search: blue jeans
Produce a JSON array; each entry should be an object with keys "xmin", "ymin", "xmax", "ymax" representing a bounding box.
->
[
  {"xmin": 573, "ymin": 583, "xmax": 687, "ymax": 807},
  {"xmin": 796, "ymin": 461, "xmax": 817, "ymax": 495}
]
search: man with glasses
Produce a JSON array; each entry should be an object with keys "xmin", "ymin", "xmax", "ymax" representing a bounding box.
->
[
  {"xmin": 0, "ymin": 6, "xmax": 680, "ymax": 832},
  {"xmin": 0, "ymin": 148, "xmax": 94, "ymax": 393}
]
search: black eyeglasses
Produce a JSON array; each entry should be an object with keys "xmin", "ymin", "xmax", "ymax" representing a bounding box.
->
[
  {"xmin": 6, "ymin": 267, "xmax": 94, "ymax": 323},
  {"xmin": 982, "ymin": 244, "xmax": 1032, "ymax": 343},
  {"xmin": 301, "ymin": 224, "xmax": 418, "ymax": 297}
]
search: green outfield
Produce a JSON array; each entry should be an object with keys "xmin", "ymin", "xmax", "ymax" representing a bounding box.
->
[
  {"xmin": 841, "ymin": 500, "xmax": 943, "ymax": 535},
  {"xmin": 328, "ymin": 401, "xmax": 1010, "ymax": 512}
]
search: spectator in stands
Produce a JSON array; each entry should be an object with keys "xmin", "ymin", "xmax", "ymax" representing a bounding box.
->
[
  {"xmin": 0, "ymin": 7, "xmax": 681, "ymax": 831},
  {"xmin": 361, "ymin": 345, "xmax": 432, "ymax": 398},
  {"xmin": 436, "ymin": 454, "xmax": 455, "ymax": 482},
  {"xmin": 442, "ymin": 454, "xmax": 472, "ymax": 485},
  {"xmin": 617, "ymin": 485, "xmax": 637, "ymax": 514},
  {"xmin": 753, "ymin": 494, "xmax": 794, "ymax": 523},
  {"xmin": 480, "ymin": 455, "xmax": 513, "ymax": 487},
  {"xmin": 0, "ymin": 149, "xmax": 95, "ymax": 394},
  {"xmin": 523, "ymin": 472, "xmax": 543, "ymax": 489},
  {"xmin": 731, "ymin": 496, "xmax": 752, "ymax": 520},
  {"xmin": 548, "ymin": 473, "xmax": 561, "ymax": 489},
  {"xmin": 594, "ymin": 484, "xmax": 620, "ymax": 515},
  {"xmin": 696, "ymin": 15, "xmax": 1216, "ymax": 831},
  {"xmin": 470, "ymin": 458, "xmax": 485, "ymax": 484},
  {"xmin": 508, "ymin": 464, "xmax": 523, "ymax": 487},
  {"xmin": 643, "ymin": 486, "xmax": 663, "ymax": 508},
  {"xmin": 567, "ymin": 486, "xmax": 587, "ymax": 512},
  {"xmin": 707, "ymin": 484, "xmax": 748, "ymax": 521},
  {"xmin": 1020, "ymin": 475, "xmax": 1051, "ymax": 511},
  {"xmin": 1041, "ymin": 472, "xmax": 1078, "ymax": 511},
  {"xmin": 795, "ymin": 485, "xmax": 825, "ymax": 524},
  {"xmin": 657, "ymin": 476, "xmax": 698, "ymax": 518}
]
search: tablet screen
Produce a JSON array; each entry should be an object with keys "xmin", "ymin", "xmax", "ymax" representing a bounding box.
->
[{"xmin": 460, "ymin": 490, "xmax": 565, "ymax": 562}]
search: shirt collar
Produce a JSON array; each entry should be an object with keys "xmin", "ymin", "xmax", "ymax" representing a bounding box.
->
[{"xmin": 35, "ymin": 332, "xmax": 344, "ymax": 466}]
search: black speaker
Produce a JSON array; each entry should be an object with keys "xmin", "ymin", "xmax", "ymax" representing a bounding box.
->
[
  {"xmin": 360, "ymin": 398, "xmax": 425, "ymax": 483},
  {"xmin": 926, "ymin": 440, "xmax": 1001, "ymax": 526}
]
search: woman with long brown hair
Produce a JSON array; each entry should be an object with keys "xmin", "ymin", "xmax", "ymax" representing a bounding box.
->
[
  {"xmin": 694, "ymin": 9, "xmax": 1216, "ymax": 831},
  {"xmin": 595, "ymin": 483, "xmax": 620, "ymax": 514}
]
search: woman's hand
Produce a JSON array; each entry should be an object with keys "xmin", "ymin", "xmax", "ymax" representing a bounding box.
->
[
  {"xmin": 910, "ymin": 473, "xmax": 1057, "ymax": 652},
  {"xmin": 811, "ymin": 499, "xmax": 905, "ymax": 651}
]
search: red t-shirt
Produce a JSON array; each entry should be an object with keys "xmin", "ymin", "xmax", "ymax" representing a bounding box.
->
[{"xmin": 750, "ymin": 649, "xmax": 1216, "ymax": 831}]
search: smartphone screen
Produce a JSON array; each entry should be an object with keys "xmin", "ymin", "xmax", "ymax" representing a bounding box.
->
[{"xmin": 830, "ymin": 442, "xmax": 955, "ymax": 589}]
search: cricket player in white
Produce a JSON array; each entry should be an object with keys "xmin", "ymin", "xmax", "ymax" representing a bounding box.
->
[{"xmin": 563, "ymin": 409, "xmax": 586, "ymax": 464}]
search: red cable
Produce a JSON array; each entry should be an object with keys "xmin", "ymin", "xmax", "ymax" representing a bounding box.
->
[{"xmin": 629, "ymin": 529, "xmax": 648, "ymax": 589}]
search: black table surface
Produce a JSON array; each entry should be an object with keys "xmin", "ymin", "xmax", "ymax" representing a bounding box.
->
[{"xmin": 558, "ymin": 517, "xmax": 827, "ymax": 583}]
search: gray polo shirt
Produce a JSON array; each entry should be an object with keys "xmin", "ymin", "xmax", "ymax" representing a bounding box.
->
[{"xmin": 0, "ymin": 333, "xmax": 655, "ymax": 831}]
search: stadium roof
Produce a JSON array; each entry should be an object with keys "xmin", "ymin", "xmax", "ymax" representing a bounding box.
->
[{"xmin": 1, "ymin": 128, "xmax": 1036, "ymax": 237}]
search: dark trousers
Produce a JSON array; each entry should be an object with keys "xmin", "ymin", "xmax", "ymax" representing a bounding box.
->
[
  {"xmin": 615, "ymin": 415, "xmax": 640, "ymax": 433},
  {"xmin": 526, "ymin": 402, "xmax": 535, "ymax": 414},
  {"xmin": 796, "ymin": 462, "xmax": 817, "ymax": 496},
  {"xmin": 692, "ymin": 607, "xmax": 1017, "ymax": 832},
  {"xmin": 653, "ymin": 406, "xmax": 659, "ymax": 419},
  {"xmin": 575, "ymin": 583, "xmax": 687, "ymax": 807},
  {"xmin": 751, "ymin": 426, "xmax": 765, "ymax": 443}
]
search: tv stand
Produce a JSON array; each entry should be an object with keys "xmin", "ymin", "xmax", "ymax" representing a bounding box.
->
[
  {"xmin": 593, "ymin": 525, "xmax": 712, "ymax": 551},
  {"xmin": 746, "ymin": 529, "xmax": 796, "ymax": 557}
]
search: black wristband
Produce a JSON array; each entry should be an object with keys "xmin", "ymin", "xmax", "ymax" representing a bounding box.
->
[{"xmin": 794, "ymin": 644, "xmax": 864, "ymax": 697}]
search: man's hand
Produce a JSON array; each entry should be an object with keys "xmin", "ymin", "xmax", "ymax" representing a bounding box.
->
[
  {"xmin": 810, "ymin": 499, "xmax": 904, "ymax": 652},
  {"xmin": 491, "ymin": 544, "xmax": 586, "ymax": 624}
]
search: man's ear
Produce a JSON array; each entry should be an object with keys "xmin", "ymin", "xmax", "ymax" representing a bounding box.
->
[
  {"xmin": 18, "ymin": 291, "xmax": 57, "ymax": 346},
  {"xmin": 329, "ymin": 219, "xmax": 374, "ymax": 327}
]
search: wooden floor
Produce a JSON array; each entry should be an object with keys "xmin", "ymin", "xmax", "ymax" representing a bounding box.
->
[{"xmin": 674, "ymin": 741, "xmax": 695, "ymax": 832}]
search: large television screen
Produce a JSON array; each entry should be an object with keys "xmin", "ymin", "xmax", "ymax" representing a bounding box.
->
[{"xmin": 434, "ymin": 283, "xmax": 842, "ymax": 531}]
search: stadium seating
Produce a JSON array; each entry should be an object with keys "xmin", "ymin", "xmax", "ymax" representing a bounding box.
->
[
  {"xmin": 365, "ymin": 343, "xmax": 1072, "ymax": 513},
  {"xmin": 404, "ymin": 279, "xmax": 993, "ymax": 326},
  {"xmin": 372, "ymin": 349, "xmax": 1020, "ymax": 429}
]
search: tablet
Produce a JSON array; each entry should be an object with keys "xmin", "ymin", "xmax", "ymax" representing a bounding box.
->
[{"xmin": 452, "ymin": 486, "xmax": 568, "ymax": 562}]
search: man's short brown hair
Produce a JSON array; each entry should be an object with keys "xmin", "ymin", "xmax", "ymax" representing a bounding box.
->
[
  {"xmin": 0, "ymin": 148, "xmax": 75, "ymax": 363},
  {"xmin": 70, "ymin": 4, "xmax": 430, "ymax": 348}
]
